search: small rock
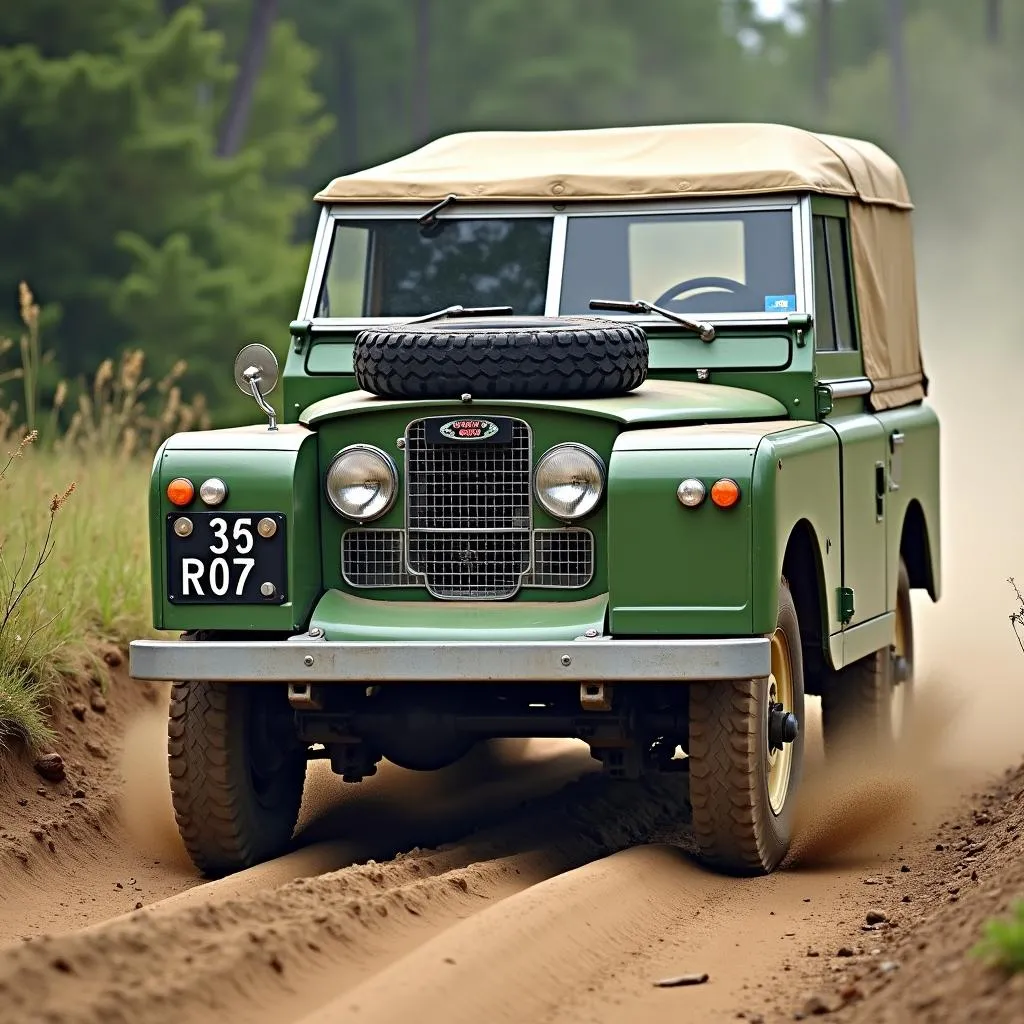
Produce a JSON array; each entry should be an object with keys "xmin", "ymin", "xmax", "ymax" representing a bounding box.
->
[
  {"xmin": 72, "ymin": 789, "xmax": 85, "ymax": 800},
  {"xmin": 135, "ymin": 902, "xmax": 143, "ymax": 910},
  {"xmin": 971, "ymin": 870, "xmax": 978, "ymax": 882},
  {"xmin": 948, "ymin": 886, "xmax": 960, "ymax": 895},
  {"xmin": 802, "ymin": 995, "xmax": 832, "ymax": 1016},
  {"xmin": 84, "ymin": 740, "xmax": 108, "ymax": 760},
  {"xmin": 865, "ymin": 910, "xmax": 888, "ymax": 925},
  {"xmin": 653, "ymin": 973, "xmax": 710, "ymax": 988},
  {"xmin": 30, "ymin": 829, "xmax": 44, "ymax": 841},
  {"xmin": 935, "ymin": 843, "xmax": 944, "ymax": 851},
  {"xmin": 749, "ymin": 1016, "xmax": 765, "ymax": 1024},
  {"xmin": 807, "ymin": 950, "xmax": 820, "ymax": 958},
  {"xmin": 879, "ymin": 961, "xmax": 900, "ymax": 974},
  {"xmin": 46, "ymin": 840, "xmax": 55, "ymax": 853},
  {"xmin": 16, "ymin": 799, "xmax": 27, "ymax": 807},
  {"xmin": 269, "ymin": 954, "xmax": 283, "ymax": 974},
  {"xmin": 70, "ymin": 703, "xmax": 87, "ymax": 722},
  {"xmin": 900, "ymin": 865, "xmax": 910, "ymax": 873},
  {"xmin": 89, "ymin": 693, "xmax": 107, "ymax": 714},
  {"xmin": 34, "ymin": 753, "xmax": 66, "ymax": 783},
  {"xmin": 52, "ymin": 958, "xmax": 73, "ymax": 974},
  {"xmin": 839, "ymin": 985, "xmax": 863, "ymax": 1005},
  {"xmin": 837, "ymin": 947, "xmax": 855, "ymax": 958},
  {"xmin": 901, "ymin": 895, "xmax": 912, "ymax": 903},
  {"xmin": 115, "ymin": 882, "xmax": 123, "ymax": 890},
  {"xmin": 102, "ymin": 649, "xmax": 122, "ymax": 668},
  {"xmin": 36, "ymin": 788, "xmax": 46, "ymax": 797}
]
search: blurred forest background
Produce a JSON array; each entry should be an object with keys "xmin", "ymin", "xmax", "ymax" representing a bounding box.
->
[{"xmin": 1, "ymin": 0, "xmax": 1021, "ymax": 427}]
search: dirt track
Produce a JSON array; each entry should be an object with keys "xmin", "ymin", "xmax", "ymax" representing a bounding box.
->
[{"xmin": 2, "ymin": 223, "xmax": 1023, "ymax": 1022}]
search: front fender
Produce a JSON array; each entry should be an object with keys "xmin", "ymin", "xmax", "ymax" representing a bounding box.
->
[{"xmin": 148, "ymin": 424, "xmax": 322, "ymax": 632}]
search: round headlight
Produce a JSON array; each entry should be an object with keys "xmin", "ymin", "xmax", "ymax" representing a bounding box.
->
[
  {"xmin": 534, "ymin": 444, "xmax": 605, "ymax": 521},
  {"xmin": 325, "ymin": 445, "xmax": 397, "ymax": 521},
  {"xmin": 676, "ymin": 478, "xmax": 706, "ymax": 508}
]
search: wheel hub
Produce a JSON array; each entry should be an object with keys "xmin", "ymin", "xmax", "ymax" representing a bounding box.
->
[
  {"xmin": 768, "ymin": 702, "xmax": 799, "ymax": 750},
  {"xmin": 766, "ymin": 628, "xmax": 797, "ymax": 816}
]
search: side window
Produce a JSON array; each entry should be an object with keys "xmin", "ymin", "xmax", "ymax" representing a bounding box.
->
[
  {"xmin": 825, "ymin": 217, "xmax": 856, "ymax": 351},
  {"xmin": 813, "ymin": 214, "xmax": 858, "ymax": 353},
  {"xmin": 813, "ymin": 216, "xmax": 836, "ymax": 351}
]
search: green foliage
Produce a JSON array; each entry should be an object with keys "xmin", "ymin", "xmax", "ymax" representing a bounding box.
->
[
  {"xmin": 973, "ymin": 900, "xmax": 1024, "ymax": 974},
  {"xmin": 0, "ymin": 1, "xmax": 330, "ymax": 423}
]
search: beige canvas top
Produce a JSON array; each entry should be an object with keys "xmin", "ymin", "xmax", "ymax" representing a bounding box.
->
[
  {"xmin": 314, "ymin": 123, "xmax": 925, "ymax": 410},
  {"xmin": 314, "ymin": 122, "xmax": 912, "ymax": 208}
]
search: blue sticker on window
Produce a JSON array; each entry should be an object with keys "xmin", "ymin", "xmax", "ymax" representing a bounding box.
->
[{"xmin": 765, "ymin": 294, "xmax": 797, "ymax": 313}]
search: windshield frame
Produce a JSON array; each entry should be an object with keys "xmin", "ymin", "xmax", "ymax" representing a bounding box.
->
[{"xmin": 298, "ymin": 195, "xmax": 812, "ymax": 330}]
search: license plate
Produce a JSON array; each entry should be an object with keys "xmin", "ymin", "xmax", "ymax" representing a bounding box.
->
[{"xmin": 167, "ymin": 512, "xmax": 287, "ymax": 604}]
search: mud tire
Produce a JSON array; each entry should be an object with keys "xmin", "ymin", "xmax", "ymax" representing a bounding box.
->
[
  {"xmin": 688, "ymin": 579, "xmax": 805, "ymax": 875},
  {"xmin": 821, "ymin": 557, "xmax": 914, "ymax": 757},
  {"xmin": 168, "ymin": 681, "xmax": 307, "ymax": 878},
  {"xmin": 353, "ymin": 316, "xmax": 648, "ymax": 400}
]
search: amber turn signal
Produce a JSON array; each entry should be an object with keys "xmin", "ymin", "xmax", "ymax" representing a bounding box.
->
[
  {"xmin": 710, "ymin": 478, "xmax": 740, "ymax": 508},
  {"xmin": 167, "ymin": 477, "xmax": 195, "ymax": 507}
]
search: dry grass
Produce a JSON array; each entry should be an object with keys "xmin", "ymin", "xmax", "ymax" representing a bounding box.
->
[{"xmin": 0, "ymin": 283, "xmax": 210, "ymax": 746}]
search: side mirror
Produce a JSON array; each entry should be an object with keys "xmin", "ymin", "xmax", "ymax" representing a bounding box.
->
[{"xmin": 233, "ymin": 343, "xmax": 280, "ymax": 431}]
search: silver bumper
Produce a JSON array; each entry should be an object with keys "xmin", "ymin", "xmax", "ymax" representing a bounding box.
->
[{"xmin": 129, "ymin": 635, "xmax": 770, "ymax": 684}]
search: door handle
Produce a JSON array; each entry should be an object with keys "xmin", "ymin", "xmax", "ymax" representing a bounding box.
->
[
  {"xmin": 875, "ymin": 461, "xmax": 885, "ymax": 521},
  {"xmin": 889, "ymin": 431, "xmax": 904, "ymax": 490}
]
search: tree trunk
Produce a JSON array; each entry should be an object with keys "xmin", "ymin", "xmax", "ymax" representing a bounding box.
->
[
  {"xmin": 815, "ymin": 0, "xmax": 832, "ymax": 118},
  {"xmin": 986, "ymin": 0, "xmax": 1002, "ymax": 45},
  {"xmin": 412, "ymin": 0, "xmax": 430, "ymax": 142},
  {"xmin": 887, "ymin": 0, "xmax": 910, "ymax": 137},
  {"xmin": 216, "ymin": 0, "xmax": 280, "ymax": 159}
]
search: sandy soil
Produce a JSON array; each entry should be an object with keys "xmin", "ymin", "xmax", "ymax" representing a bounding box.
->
[{"xmin": 1, "ymin": 208, "xmax": 1022, "ymax": 1023}]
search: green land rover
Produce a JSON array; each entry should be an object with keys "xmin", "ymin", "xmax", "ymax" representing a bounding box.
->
[{"xmin": 129, "ymin": 123, "xmax": 940, "ymax": 879}]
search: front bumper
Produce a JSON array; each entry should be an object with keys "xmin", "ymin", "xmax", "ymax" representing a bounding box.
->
[{"xmin": 129, "ymin": 634, "xmax": 770, "ymax": 683}]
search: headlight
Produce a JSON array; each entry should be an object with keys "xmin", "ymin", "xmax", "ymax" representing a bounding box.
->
[
  {"xmin": 534, "ymin": 444, "xmax": 605, "ymax": 521},
  {"xmin": 325, "ymin": 445, "xmax": 398, "ymax": 521}
]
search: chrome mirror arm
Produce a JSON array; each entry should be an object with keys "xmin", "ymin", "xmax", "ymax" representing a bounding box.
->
[{"xmin": 243, "ymin": 366, "xmax": 278, "ymax": 431}]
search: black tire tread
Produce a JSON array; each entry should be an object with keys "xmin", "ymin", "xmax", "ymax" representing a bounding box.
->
[
  {"xmin": 353, "ymin": 316, "xmax": 648, "ymax": 400},
  {"xmin": 688, "ymin": 579, "xmax": 804, "ymax": 875},
  {"xmin": 168, "ymin": 681, "xmax": 305, "ymax": 877}
]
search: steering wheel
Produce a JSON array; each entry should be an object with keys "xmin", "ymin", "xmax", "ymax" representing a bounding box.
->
[{"xmin": 653, "ymin": 275, "xmax": 756, "ymax": 310}]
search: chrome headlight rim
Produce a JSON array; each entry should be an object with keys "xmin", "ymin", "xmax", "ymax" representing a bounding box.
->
[
  {"xmin": 533, "ymin": 442, "xmax": 607, "ymax": 522},
  {"xmin": 325, "ymin": 444, "xmax": 399, "ymax": 522}
]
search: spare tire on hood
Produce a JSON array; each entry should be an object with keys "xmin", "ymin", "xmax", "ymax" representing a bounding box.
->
[{"xmin": 353, "ymin": 315, "xmax": 648, "ymax": 400}]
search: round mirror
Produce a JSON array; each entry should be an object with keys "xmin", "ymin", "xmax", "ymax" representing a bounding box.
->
[{"xmin": 233, "ymin": 343, "xmax": 279, "ymax": 397}]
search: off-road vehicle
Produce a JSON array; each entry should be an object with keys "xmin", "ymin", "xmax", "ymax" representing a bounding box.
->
[{"xmin": 130, "ymin": 123, "xmax": 940, "ymax": 878}]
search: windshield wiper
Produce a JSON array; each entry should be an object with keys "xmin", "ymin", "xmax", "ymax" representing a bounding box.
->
[
  {"xmin": 589, "ymin": 298, "xmax": 716, "ymax": 343},
  {"xmin": 418, "ymin": 194, "xmax": 459, "ymax": 229},
  {"xmin": 404, "ymin": 304, "xmax": 513, "ymax": 325}
]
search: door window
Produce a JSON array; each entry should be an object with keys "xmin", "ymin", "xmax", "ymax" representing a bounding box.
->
[{"xmin": 813, "ymin": 214, "xmax": 858, "ymax": 352}]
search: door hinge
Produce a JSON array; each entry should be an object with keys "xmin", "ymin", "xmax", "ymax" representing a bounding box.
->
[
  {"xmin": 838, "ymin": 586, "xmax": 855, "ymax": 625},
  {"xmin": 290, "ymin": 319, "xmax": 312, "ymax": 354},
  {"xmin": 815, "ymin": 383, "xmax": 834, "ymax": 418}
]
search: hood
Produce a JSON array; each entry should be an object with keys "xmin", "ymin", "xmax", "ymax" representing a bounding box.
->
[{"xmin": 299, "ymin": 379, "xmax": 787, "ymax": 428}]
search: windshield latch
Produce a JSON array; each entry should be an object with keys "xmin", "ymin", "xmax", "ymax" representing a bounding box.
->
[{"xmin": 289, "ymin": 319, "xmax": 312, "ymax": 354}]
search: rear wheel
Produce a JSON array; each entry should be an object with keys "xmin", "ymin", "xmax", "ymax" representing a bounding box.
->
[
  {"xmin": 168, "ymin": 681, "xmax": 307, "ymax": 877},
  {"xmin": 821, "ymin": 557, "xmax": 914, "ymax": 757},
  {"xmin": 688, "ymin": 579, "xmax": 805, "ymax": 874}
]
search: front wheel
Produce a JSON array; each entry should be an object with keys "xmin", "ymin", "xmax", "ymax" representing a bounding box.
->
[
  {"xmin": 168, "ymin": 681, "xmax": 307, "ymax": 877},
  {"xmin": 688, "ymin": 578, "xmax": 805, "ymax": 874}
]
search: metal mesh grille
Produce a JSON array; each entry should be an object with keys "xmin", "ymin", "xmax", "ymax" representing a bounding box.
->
[
  {"xmin": 341, "ymin": 530, "xmax": 416, "ymax": 588},
  {"xmin": 527, "ymin": 529, "xmax": 595, "ymax": 588},
  {"xmin": 405, "ymin": 418, "xmax": 532, "ymax": 599}
]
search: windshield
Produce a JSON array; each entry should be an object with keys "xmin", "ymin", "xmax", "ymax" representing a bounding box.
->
[
  {"xmin": 316, "ymin": 218, "xmax": 553, "ymax": 317},
  {"xmin": 559, "ymin": 210, "xmax": 797, "ymax": 317}
]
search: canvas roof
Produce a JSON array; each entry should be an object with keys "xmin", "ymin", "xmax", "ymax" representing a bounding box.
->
[{"xmin": 314, "ymin": 122, "xmax": 913, "ymax": 209}]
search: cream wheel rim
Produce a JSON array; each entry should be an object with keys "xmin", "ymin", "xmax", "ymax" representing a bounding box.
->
[{"xmin": 766, "ymin": 628, "xmax": 795, "ymax": 816}]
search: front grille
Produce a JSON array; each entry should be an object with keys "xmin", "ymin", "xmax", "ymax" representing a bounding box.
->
[
  {"xmin": 405, "ymin": 418, "xmax": 532, "ymax": 599},
  {"xmin": 528, "ymin": 529, "xmax": 594, "ymax": 588},
  {"xmin": 341, "ymin": 529, "xmax": 416, "ymax": 588},
  {"xmin": 342, "ymin": 527, "xmax": 595, "ymax": 592}
]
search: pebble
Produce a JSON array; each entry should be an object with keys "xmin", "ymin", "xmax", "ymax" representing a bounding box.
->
[
  {"xmin": 70, "ymin": 703, "xmax": 87, "ymax": 722},
  {"xmin": 16, "ymin": 799, "xmax": 27, "ymax": 807},
  {"xmin": 33, "ymin": 754, "xmax": 66, "ymax": 783},
  {"xmin": 653, "ymin": 972, "xmax": 710, "ymax": 988},
  {"xmin": 865, "ymin": 910, "xmax": 888, "ymax": 925},
  {"xmin": 84, "ymin": 740, "xmax": 108, "ymax": 760},
  {"xmin": 802, "ymin": 994, "xmax": 832, "ymax": 1016},
  {"xmin": 879, "ymin": 961, "xmax": 900, "ymax": 974},
  {"xmin": 72, "ymin": 789, "xmax": 85, "ymax": 800},
  {"xmin": 837, "ymin": 947, "xmax": 855, "ymax": 958},
  {"xmin": 89, "ymin": 693, "xmax": 107, "ymax": 714}
]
